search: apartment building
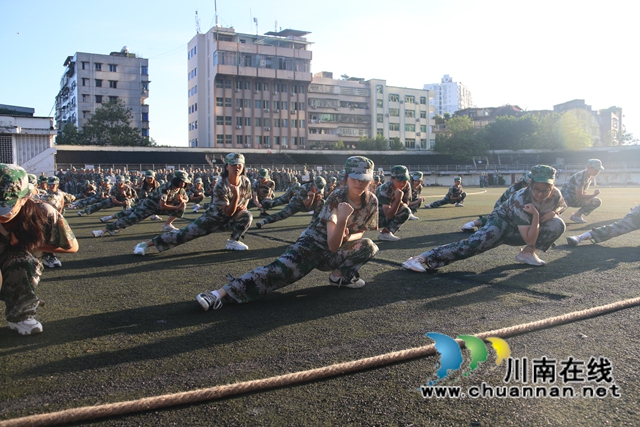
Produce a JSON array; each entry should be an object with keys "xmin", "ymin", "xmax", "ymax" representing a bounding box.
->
[
  {"xmin": 424, "ymin": 74, "xmax": 473, "ymax": 117},
  {"xmin": 187, "ymin": 27, "xmax": 312, "ymax": 148},
  {"xmin": 307, "ymin": 73, "xmax": 436, "ymax": 150},
  {"xmin": 55, "ymin": 48, "xmax": 150, "ymax": 136}
]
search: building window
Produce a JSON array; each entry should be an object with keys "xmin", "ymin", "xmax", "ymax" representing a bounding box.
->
[
  {"xmin": 216, "ymin": 97, "xmax": 223, "ymax": 107},
  {"xmin": 225, "ymin": 116, "xmax": 232, "ymax": 125},
  {"xmin": 95, "ymin": 95, "xmax": 103, "ymax": 103},
  {"xmin": 377, "ymin": 99, "xmax": 383, "ymax": 108},
  {"xmin": 82, "ymin": 78, "xmax": 89, "ymax": 86},
  {"xmin": 420, "ymin": 111, "xmax": 427, "ymax": 119},
  {"xmin": 82, "ymin": 94, "xmax": 89, "ymax": 102},
  {"xmin": 141, "ymin": 65, "xmax": 148, "ymax": 75},
  {"xmin": 237, "ymin": 135, "xmax": 243, "ymax": 145},
  {"xmin": 109, "ymin": 96, "xmax": 118, "ymax": 103},
  {"xmin": 405, "ymin": 138, "xmax": 416, "ymax": 149},
  {"xmin": 82, "ymin": 111, "xmax": 90, "ymax": 119},
  {"xmin": 255, "ymin": 118, "xmax": 262, "ymax": 127},
  {"xmin": 109, "ymin": 81, "xmax": 117, "ymax": 88},
  {"xmin": 405, "ymin": 124, "xmax": 415, "ymax": 132},
  {"xmin": 244, "ymin": 117, "xmax": 251, "ymax": 126},
  {"xmin": 108, "ymin": 64, "xmax": 117, "ymax": 72},
  {"xmin": 95, "ymin": 79, "xmax": 103, "ymax": 87},
  {"xmin": 142, "ymin": 129, "xmax": 149, "ymax": 137},
  {"xmin": 405, "ymin": 110, "xmax": 415, "ymax": 118},
  {"xmin": 0, "ymin": 136, "xmax": 13, "ymax": 163},
  {"xmin": 377, "ymin": 114, "xmax": 383, "ymax": 123},
  {"xmin": 142, "ymin": 113, "xmax": 149, "ymax": 121},
  {"xmin": 95, "ymin": 63, "xmax": 102, "ymax": 71},
  {"xmin": 376, "ymin": 85, "xmax": 383, "ymax": 94},
  {"xmin": 377, "ymin": 128, "xmax": 384, "ymax": 136},
  {"xmin": 216, "ymin": 116, "xmax": 223, "ymax": 125},
  {"xmin": 389, "ymin": 123, "xmax": 399, "ymax": 131},
  {"xmin": 81, "ymin": 62, "xmax": 88, "ymax": 70},
  {"xmin": 389, "ymin": 94, "xmax": 399, "ymax": 102},
  {"xmin": 225, "ymin": 98, "xmax": 232, "ymax": 107},
  {"xmin": 389, "ymin": 108, "xmax": 399, "ymax": 117},
  {"xmin": 405, "ymin": 95, "xmax": 415, "ymax": 104},
  {"xmin": 216, "ymin": 135, "xmax": 224, "ymax": 144},
  {"xmin": 420, "ymin": 96, "xmax": 427, "ymax": 104},
  {"xmin": 215, "ymin": 79, "xmax": 224, "ymax": 88},
  {"xmin": 421, "ymin": 125, "xmax": 427, "ymax": 133}
]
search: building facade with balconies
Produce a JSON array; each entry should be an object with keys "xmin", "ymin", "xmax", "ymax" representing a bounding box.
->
[
  {"xmin": 188, "ymin": 27, "xmax": 312, "ymax": 149},
  {"xmin": 55, "ymin": 48, "xmax": 150, "ymax": 137},
  {"xmin": 424, "ymin": 74, "xmax": 473, "ymax": 117}
]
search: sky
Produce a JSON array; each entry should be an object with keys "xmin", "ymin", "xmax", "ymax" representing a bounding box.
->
[{"xmin": 1, "ymin": 0, "xmax": 636, "ymax": 147}]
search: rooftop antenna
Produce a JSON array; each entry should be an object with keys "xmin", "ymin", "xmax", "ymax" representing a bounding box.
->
[
  {"xmin": 253, "ymin": 17, "xmax": 259, "ymax": 35},
  {"xmin": 214, "ymin": 0, "xmax": 219, "ymax": 27},
  {"xmin": 195, "ymin": 10, "xmax": 201, "ymax": 33},
  {"xmin": 275, "ymin": 20, "xmax": 279, "ymax": 32}
]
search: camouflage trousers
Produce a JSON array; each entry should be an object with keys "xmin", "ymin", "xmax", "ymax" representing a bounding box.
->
[
  {"xmin": 261, "ymin": 194, "xmax": 289, "ymax": 210},
  {"xmin": 248, "ymin": 199, "xmax": 270, "ymax": 211},
  {"xmin": 428, "ymin": 193, "xmax": 466, "ymax": 208},
  {"xmin": 84, "ymin": 198, "xmax": 132, "ymax": 215},
  {"xmin": 152, "ymin": 209, "xmax": 252, "ymax": 252},
  {"xmin": 261, "ymin": 198, "xmax": 324, "ymax": 225},
  {"xmin": 564, "ymin": 196, "xmax": 602, "ymax": 216},
  {"xmin": 0, "ymin": 250, "xmax": 43, "ymax": 322},
  {"xmin": 379, "ymin": 205, "xmax": 411, "ymax": 234},
  {"xmin": 590, "ymin": 204, "xmax": 640, "ymax": 243},
  {"xmin": 74, "ymin": 194, "xmax": 103, "ymax": 209},
  {"xmin": 223, "ymin": 237, "xmax": 379, "ymax": 304},
  {"xmin": 421, "ymin": 215, "xmax": 566, "ymax": 269},
  {"xmin": 106, "ymin": 199, "xmax": 184, "ymax": 233}
]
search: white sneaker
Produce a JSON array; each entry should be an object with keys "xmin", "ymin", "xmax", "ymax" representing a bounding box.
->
[
  {"xmin": 51, "ymin": 256, "xmax": 62, "ymax": 268},
  {"xmin": 92, "ymin": 230, "xmax": 104, "ymax": 238},
  {"xmin": 461, "ymin": 221, "xmax": 476, "ymax": 232},
  {"xmin": 100, "ymin": 215, "xmax": 113, "ymax": 223},
  {"xmin": 423, "ymin": 205, "xmax": 432, "ymax": 209},
  {"xmin": 196, "ymin": 291, "xmax": 223, "ymax": 311},
  {"xmin": 77, "ymin": 211, "xmax": 84, "ymax": 216},
  {"xmin": 378, "ymin": 231, "xmax": 400, "ymax": 241},
  {"xmin": 193, "ymin": 204, "xmax": 201, "ymax": 213},
  {"xmin": 225, "ymin": 239, "xmax": 248, "ymax": 251},
  {"xmin": 150, "ymin": 215, "xmax": 162, "ymax": 221},
  {"xmin": 409, "ymin": 213, "xmax": 419, "ymax": 220},
  {"xmin": 41, "ymin": 255, "xmax": 56, "ymax": 269},
  {"xmin": 308, "ymin": 211, "xmax": 314, "ymax": 215},
  {"xmin": 162, "ymin": 224, "xmax": 178, "ymax": 232},
  {"xmin": 402, "ymin": 256, "xmax": 427, "ymax": 273},
  {"xmin": 8, "ymin": 317, "xmax": 43, "ymax": 336},
  {"xmin": 133, "ymin": 242, "xmax": 148, "ymax": 256},
  {"xmin": 570, "ymin": 214, "xmax": 587, "ymax": 224},
  {"xmin": 455, "ymin": 202, "xmax": 464, "ymax": 207},
  {"xmin": 329, "ymin": 273, "xmax": 366, "ymax": 289},
  {"xmin": 515, "ymin": 251, "xmax": 546, "ymax": 266}
]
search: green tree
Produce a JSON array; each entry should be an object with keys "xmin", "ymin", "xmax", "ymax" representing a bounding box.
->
[
  {"xmin": 388, "ymin": 137, "xmax": 406, "ymax": 151},
  {"xmin": 80, "ymin": 100, "xmax": 152, "ymax": 146},
  {"xmin": 55, "ymin": 123, "xmax": 80, "ymax": 145},
  {"xmin": 483, "ymin": 115, "xmax": 539, "ymax": 151},
  {"xmin": 356, "ymin": 135, "xmax": 389, "ymax": 151},
  {"xmin": 433, "ymin": 116, "xmax": 485, "ymax": 160},
  {"xmin": 333, "ymin": 140, "xmax": 346, "ymax": 150}
]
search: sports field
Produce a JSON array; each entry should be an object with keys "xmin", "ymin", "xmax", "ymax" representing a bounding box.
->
[{"xmin": 1, "ymin": 187, "xmax": 639, "ymax": 426}]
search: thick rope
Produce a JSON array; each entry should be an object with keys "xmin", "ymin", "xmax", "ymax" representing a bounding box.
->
[{"xmin": 4, "ymin": 296, "xmax": 640, "ymax": 427}]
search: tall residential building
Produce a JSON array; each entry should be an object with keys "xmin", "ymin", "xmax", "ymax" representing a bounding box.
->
[
  {"xmin": 424, "ymin": 74, "xmax": 473, "ymax": 117},
  {"xmin": 307, "ymin": 72, "xmax": 435, "ymax": 150},
  {"xmin": 55, "ymin": 48, "xmax": 150, "ymax": 136},
  {"xmin": 188, "ymin": 26, "xmax": 312, "ymax": 148}
]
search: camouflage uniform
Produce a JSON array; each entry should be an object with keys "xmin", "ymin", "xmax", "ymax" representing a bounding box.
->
[
  {"xmin": 427, "ymin": 181, "xmax": 466, "ymax": 208},
  {"xmin": 590, "ymin": 204, "xmax": 640, "ymax": 243},
  {"xmin": 105, "ymin": 181, "xmax": 187, "ymax": 233},
  {"xmin": 260, "ymin": 179, "xmax": 326, "ymax": 226},
  {"xmin": 222, "ymin": 186, "xmax": 379, "ymax": 303},
  {"xmin": 85, "ymin": 181, "xmax": 136, "ymax": 215},
  {"xmin": 152, "ymin": 175, "xmax": 253, "ymax": 252},
  {"xmin": 476, "ymin": 178, "xmax": 531, "ymax": 228},
  {"xmin": 560, "ymin": 169, "xmax": 601, "ymax": 216},
  {"xmin": 376, "ymin": 179, "xmax": 412, "ymax": 234},
  {"xmin": 248, "ymin": 173, "xmax": 275, "ymax": 210},
  {"xmin": 420, "ymin": 186, "xmax": 566, "ymax": 269},
  {"xmin": 74, "ymin": 182, "xmax": 111, "ymax": 208}
]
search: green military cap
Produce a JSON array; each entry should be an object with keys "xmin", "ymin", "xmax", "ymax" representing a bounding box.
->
[
  {"xmin": 47, "ymin": 176, "xmax": 60, "ymax": 185},
  {"xmin": 412, "ymin": 171, "xmax": 424, "ymax": 181},
  {"xmin": 225, "ymin": 153, "xmax": 245, "ymax": 165},
  {"xmin": 0, "ymin": 164, "xmax": 30, "ymax": 216},
  {"xmin": 530, "ymin": 165, "xmax": 556, "ymax": 184},
  {"xmin": 27, "ymin": 174, "xmax": 37, "ymax": 186},
  {"xmin": 38, "ymin": 175, "xmax": 48, "ymax": 183},
  {"xmin": 390, "ymin": 165, "xmax": 410, "ymax": 181},
  {"xmin": 587, "ymin": 159, "xmax": 604, "ymax": 171},
  {"xmin": 258, "ymin": 168, "xmax": 269, "ymax": 178},
  {"xmin": 145, "ymin": 170, "xmax": 155, "ymax": 178},
  {"xmin": 173, "ymin": 170, "xmax": 191, "ymax": 184},
  {"xmin": 454, "ymin": 176, "xmax": 461, "ymax": 182},
  {"xmin": 314, "ymin": 176, "xmax": 326, "ymax": 190},
  {"xmin": 373, "ymin": 175, "xmax": 381, "ymax": 182},
  {"xmin": 115, "ymin": 175, "xmax": 125, "ymax": 183},
  {"xmin": 195, "ymin": 177, "xmax": 203, "ymax": 184},
  {"xmin": 330, "ymin": 176, "xmax": 337, "ymax": 183},
  {"xmin": 344, "ymin": 156, "xmax": 374, "ymax": 181}
]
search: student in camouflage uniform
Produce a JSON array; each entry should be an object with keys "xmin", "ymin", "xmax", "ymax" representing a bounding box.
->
[
  {"xmin": 91, "ymin": 170, "xmax": 190, "ymax": 237},
  {"xmin": 188, "ymin": 177, "xmax": 206, "ymax": 212},
  {"xmin": 402, "ymin": 165, "xmax": 566, "ymax": 271},
  {"xmin": 38, "ymin": 176, "xmax": 75, "ymax": 268},
  {"xmin": 195, "ymin": 156, "xmax": 379, "ymax": 312},
  {"xmin": 408, "ymin": 171, "xmax": 425, "ymax": 220},
  {"xmin": 261, "ymin": 177, "xmax": 300, "ymax": 211},
  {"xmin": 73, "ymin": 178, "xmax": 111, "ymax": 211},
  {"xmin": 425, "ymin": 176, "xmax": 466, "ymax": 208},
  {"xmin": 256, "ymin": 176, "xmax": 326, "ymax": 229},
  {"xmin": 132, "ymin": 153, "xmax": 253, "ymax": 255},
  {"xmin": 83, "ymin": 175, "xmax": 136, "ymax": 216},
  {"xmin": 0, "ymin": 164, "xmax": 78, "ymax": 336},
  {"xmin": 325, "ymin": 176, "xmax": 338, "ymax": 197},
  {"xmin": 567, "ymin": 204, "xmax": 640, "ymax": 246},
  {"xmin": 560, "ymin": 159, "xmax": 604, "ymax": 224},
  {"xmin": 376, "ymin": 165, "xmax": 412, "ymax": 242},
  {"xmin": 135, "ymin": 170, "xmax": 160, "ymax": 201},
  {"xmin": 248, "ymin": 168, "xmax": 275, "ymax": 217},
  {"xmin": 462, "ymin": 171, "xmax": 532, "ymax": 232}
]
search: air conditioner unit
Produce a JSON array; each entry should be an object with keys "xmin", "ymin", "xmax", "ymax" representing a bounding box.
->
[
  {"xmin": 274, "ymin": 109, "xmax": 280, "ymax": 113},
  {"xmin": 334, "ymin": 108, "xmax": 339, "ymax": 111},
  {"xmin": 399, "ymin": 100, "xmax": 404, "ymax": 104},
  {"xmin": 235, "ymin": 89, "xmax": 240, "ymax": 93},
  {"xmin": 236, "ymin": 125, "xmax": 242, "ymax": 129},
  {"xmin": 236, "ymin": 107, "xmax": 242, "ymax": 111},
  {"xmin": 290, "ymin": 110, "xmax": 296, "ymax": 114},
  {"xmin": 385, "ymin": 113, "xmax": 390, "ymax": 117},
  {"xmin": 254, "ymin": 90, "xmax": 259, "ymax": 94},
  {"xmin": 264, "ymin": 108, "xmax": 270, "ymax": 112},
  {"xmin": 273, "ymin": 91, "xmax": 278, "ymax": 95},
  {"xmin": 264, "ymin": 127, "xmax": 271, "ymax": 131},
  {"xmin": 290, "ymin": 92, "xmax": 295, "ymax": 96},
  {"xmin": 416, "ymin": 132, "xmax": 421, "ymax": 136},
  {"xmin": 245, "ymin": 143, "xmax": 251, "ymax": 148}
]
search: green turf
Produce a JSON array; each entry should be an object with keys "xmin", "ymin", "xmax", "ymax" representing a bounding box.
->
[{"xmin": 1, "ymin": 187, "xmax": 639, "ymax": 426}]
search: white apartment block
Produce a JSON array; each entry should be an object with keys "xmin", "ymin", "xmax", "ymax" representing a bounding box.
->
[
  {"xmin": 55, "ymin": 48, "xmax": 150, "ymax": 136},
  {"xmin": 188, "ymin": 27, "xmax": 312, "ymax": 149},
  {"xmin": 424, "ymin": 74, "xmax": 473, "ymax": 117},
  {"xmin": 304, "ymin": 72, "xmax": 436, "ymax": 151}
]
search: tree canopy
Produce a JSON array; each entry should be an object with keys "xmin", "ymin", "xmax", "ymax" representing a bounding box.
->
[{"xmin": 55, "ymin": 100, "xmax": 154, "ymax": 147}]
